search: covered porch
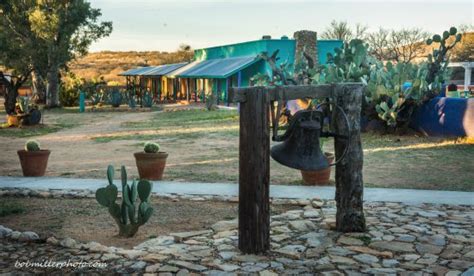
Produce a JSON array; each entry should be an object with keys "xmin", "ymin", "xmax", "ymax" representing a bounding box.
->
[
  {"xmin": 119, "ymin": 62, "xmax": 188, "ymax": 103},
  {"xmin": 164, "ymin": 56, "xmax": 262, "ymax": 105}
]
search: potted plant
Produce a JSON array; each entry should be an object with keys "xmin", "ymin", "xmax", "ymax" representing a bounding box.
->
[
  {"xmin": 17, "ymin": 140, "xmax": 51, "ymax": 177},
  {"xmin": 134, "ymin": 142, "xmax": 168, "ymax": 180},
  {"xmin": 300, "ymin": 152, "xmax": 335, "ymax": 185},
  {"xmin": 300, "ymin": 139, "xmax": 334, "ymax": 185}
]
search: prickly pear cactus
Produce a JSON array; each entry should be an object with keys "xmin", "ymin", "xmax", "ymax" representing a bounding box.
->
[
  {"xmin": 95, "ymin": 165, "xmax": 154, "ymax": 237},
  {"xmin": 25, "ymin": 140, "xmax": 41, "ymax": 151},
  {"xmin": 110, "ymin": 89, "xmax": 122, "ymax": 108},
  {"xmin": 425, "ymin": 27, "xmax": 462, "ymax": 89},
  {"xmin": 142, "ymin": 91, "xmax": 153, "ymax": 108}
]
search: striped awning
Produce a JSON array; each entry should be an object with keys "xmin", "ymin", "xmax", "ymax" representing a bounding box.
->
[{"xmin": 167, "ymin": 56, "xmax": 260, "ymax": 79}]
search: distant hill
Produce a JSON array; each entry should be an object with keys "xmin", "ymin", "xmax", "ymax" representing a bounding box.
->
[{"xmin": 68, "ymin": 50, "xmax": 194, "ymax": 85}]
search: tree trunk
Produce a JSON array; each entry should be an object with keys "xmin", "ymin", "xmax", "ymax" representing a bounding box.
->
[
  {"xmin": 333, "ymin": 83, "xmax": 366, "ymax": 232},
  {"xmin": 4, "ymin": 83, "xmax": 18, "ymax": 115},
  {"xmin": 1, "ymin": 75, "xmax": 17, "ymax": 115},
  {"xmin": 31, "ymin": 71, "xmax": 46, "ymax": 104},
  {"xmin": 46, "ymin": 65, "xmax": 60, "ymax": 107}
]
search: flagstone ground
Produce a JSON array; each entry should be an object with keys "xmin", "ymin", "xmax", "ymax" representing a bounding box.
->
[{"xmin": 1, "ymin": 191, "xmax": 473, "ymax": 275}]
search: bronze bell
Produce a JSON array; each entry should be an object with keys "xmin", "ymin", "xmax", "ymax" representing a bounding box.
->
[{"xmin": 271, "ymin": 110, "xmax": 329, "ymax": 171}]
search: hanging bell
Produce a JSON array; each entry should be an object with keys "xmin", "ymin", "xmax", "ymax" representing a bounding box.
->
[{"xmin": 271, "ymin": 110, "xmax": 329, "ymax": 171}]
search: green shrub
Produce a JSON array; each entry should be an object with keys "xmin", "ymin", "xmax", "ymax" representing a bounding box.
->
[
  {"xmin": 59, "ymin": 72, "xmax": 83, "ymax": 107},
  {"xmin": 205, "ymin": 93, "xmax": 217, "ymax": 111},
  {"xmin": 0, "ymin": 201, "xmax": 25, "ymax": 217},
  {"xmin": 59, "ymin": 87, "xmax": 80, "ymax": 107}
]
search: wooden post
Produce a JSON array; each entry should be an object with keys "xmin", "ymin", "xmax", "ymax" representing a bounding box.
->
[
  {"xmin": 173, "ymin": 79, "xmax": 177, "ymax": 101},
  {"xmin": 158, "ymin": 77, "xmax": 162, "ymax": 102},
  {"xmin": 194, "ymin": 79, "xmax": 198, "ymax": 102},
  {"xmin": 226, "ymin": 78, "xmax": 230, "ymax": 106},
  {"xmin": 238, "ymin": 87, "xmax": 270, "ymax": 254},
  {"xmin": 333, "ymin": 83, "xmax": 366, "ymax": 232},
  {"xmin": 186, "ymin": 78, "xmax": 190, "ymax": 102},
  {"xmin": 202, "ymin": 79, "xmax": 206, "ymax": 103},
  {"xmin": 237, "ymin": 71, "xmax": 242, "ymax": 87},
  {"xmin": 216, "ymin": 79, "xmax": 220, "ymax": 105}
]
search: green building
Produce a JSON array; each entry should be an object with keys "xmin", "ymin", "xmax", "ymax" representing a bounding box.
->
[{"xmin": 120, "ymin": 31, "xmax": 342, "ymax": 105}]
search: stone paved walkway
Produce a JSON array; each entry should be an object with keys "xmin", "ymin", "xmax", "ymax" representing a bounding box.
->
[
  {"xmin": 1, "ymin": 196, "xmax": 473, "ymax": 275},
  {"xmin": 0, "ymin": 176, "xmax": 473, "ymax": 205}
]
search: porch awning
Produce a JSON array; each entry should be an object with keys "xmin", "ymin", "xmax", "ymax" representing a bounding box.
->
[
  {"xmin": 167, "ymin": 56, "xmax": 260, "ymax": 79},
  {"xmin": 119, "ymin": 62, "xmax": 188, "ymax": 76},
  {"xmin": 119, "ymin": 67, "xmax": 154, "ymax": 76},
  {"xmin": 142, "ymin": 62, "xmax": 188, "ymax": 76}
]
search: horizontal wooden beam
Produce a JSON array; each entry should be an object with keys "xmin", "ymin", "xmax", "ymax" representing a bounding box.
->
[
  {"xmin": 232, "ymin": 84, "xmax": 335, "ymax": 103},
  {"xmin": 232, "ymin": 83, "xmax": 365, "ymax": 103}
]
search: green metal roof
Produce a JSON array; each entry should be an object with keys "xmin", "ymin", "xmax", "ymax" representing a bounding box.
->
[
  {"xmin": 119, "ymin": 63, "xmax": 188, "ymax": 76},
  {"xmin": 167, "ymin": 56, "xmax": 260, "ymax": 79},
  {"xmin": 119, "ymin": 66, "xmax": 154, "ymax": 76},
  {"xmin": 142, "ymin": 63, "xmax": 188, "ymax": 76}
]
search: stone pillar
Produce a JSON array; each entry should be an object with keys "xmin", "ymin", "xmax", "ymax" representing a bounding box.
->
[{"xmin": 293, "ymin": 30, "xmax": 318, "ymax": 69}]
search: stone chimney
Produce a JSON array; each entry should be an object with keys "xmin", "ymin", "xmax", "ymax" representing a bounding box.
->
[{"xmin": 293, "ymin": 30, "xmax": 318, "ymax": 69}]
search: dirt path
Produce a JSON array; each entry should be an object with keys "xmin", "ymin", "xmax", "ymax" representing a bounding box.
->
[
  {"xmin": 1, "ymin": 106, "xmax": 473, "ymax": 191},
  {"xmin": 0, "ymin": 111, "xmax": 158, "ymax": 178}
]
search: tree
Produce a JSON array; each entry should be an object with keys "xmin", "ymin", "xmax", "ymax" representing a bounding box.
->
[
  {"xmin": 366, "ymin": 28, "xmax": 390, "ymax": 61},
  {"xmin": 354, "ymin": 23, "xmax": 369, "ymax": 40},
  {"xmin": 161, "ymin": 44, "xmax": 194, "ymax": 64},
  {"xmin": 178, "ymin": 44, "xmax": 192, "ymax": 52},
  {"xmin": 321, "ymin": 20, "xmax": 368, "ymax": 41},
  {"xmin": 0, "ymin": 1, "xmax": 38, "ymax": 114},
  {"xmin": 30, "ymin": 1, "xmax": 112, "ymax": 107},
  {"xmin": 452, "ymin": 34, "xmax": 474, "ymax": 62},
  {"xmin": 389, "ymin": 28, "xmax": 430, "ymax": 63},
  {"xmin": 176, "ymin": 44, "xmax": 194, "ymax": 62},
  {"xmin": 451, "ymin": 25, "xmax": 474, "ymax": 62},
  {"xmin": 0, "ymin": 0, "xmax": 112, "ymax": 108},
  {"xmin": 366, "ymin": 27, "xmax": 430, "ymax": 63}
]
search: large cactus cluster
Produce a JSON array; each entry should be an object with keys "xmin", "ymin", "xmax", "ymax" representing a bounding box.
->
[{"xmin": 95, "ymin": 165, "xmax": 153, "ymax": 237}]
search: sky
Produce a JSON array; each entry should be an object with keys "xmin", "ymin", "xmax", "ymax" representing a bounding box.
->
[{"xmin": 89, "ymin": 0, "xmax": 474, "ymax": 52}]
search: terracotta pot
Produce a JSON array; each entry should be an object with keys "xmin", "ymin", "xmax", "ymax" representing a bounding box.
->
[
  {"xmin": 300, "ymin": 152, "xmax": 335, "ymax": 185},
  {"xmin": 17, "ymin": 150, "xmax": 51, "ymax": 177},
  {"xmin": 134, "ymin": 152, "xmax": 168, "ymax": 180}
]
